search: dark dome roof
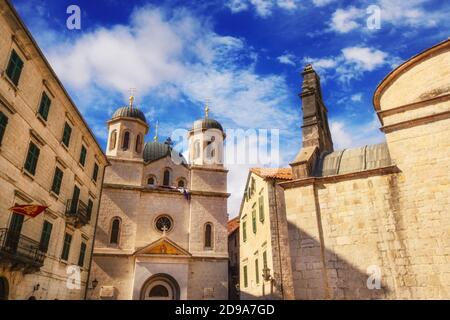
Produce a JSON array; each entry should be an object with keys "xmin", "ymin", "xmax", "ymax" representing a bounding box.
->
[
  {"xmin": 112, "ymin": 106, "xmax": 147, "ymax": 123},
  {"xmin": 143, "ymin": 141, "xmax": 186, "ymax": 164},
  {"xmin": 192, "ymin": 118, "xmax": 223, "ymax": 132}
]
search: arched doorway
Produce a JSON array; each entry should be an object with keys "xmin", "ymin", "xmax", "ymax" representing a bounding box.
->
[
  {"xmin": 0, "ymin": 277, "xmax": 9, "ymax": 300},
  {"xmin": 140, "ymin": 274, "xmax": 180, "ymax": 300}
]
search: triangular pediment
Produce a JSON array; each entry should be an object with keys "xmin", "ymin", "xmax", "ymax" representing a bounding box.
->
[{"xmin": 134, "ymin": 237, "xmax": 191, "ymax": 256}]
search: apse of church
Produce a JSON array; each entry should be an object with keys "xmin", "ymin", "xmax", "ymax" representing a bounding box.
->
[{"xmin": 90, "ymin": 99, "xmax": 229, "ymax": 300}]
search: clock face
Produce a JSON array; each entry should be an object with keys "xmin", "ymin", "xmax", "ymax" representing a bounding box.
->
[{"xmin": 155, "ymin": 216, "xmax": 173, "ymax": 232}]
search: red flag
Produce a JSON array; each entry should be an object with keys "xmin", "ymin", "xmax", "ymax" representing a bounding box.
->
[{"xmin": 9, "ymin": 204, "xmax": 48, "ymax": 218}]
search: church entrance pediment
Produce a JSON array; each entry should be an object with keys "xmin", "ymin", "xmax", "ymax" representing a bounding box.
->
[{"xmin": 134, "ymin": 237, "xmax": 191, "ymax": 256}]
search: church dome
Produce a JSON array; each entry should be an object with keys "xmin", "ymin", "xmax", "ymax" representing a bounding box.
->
[
  {"xmin": 192, "ymin": 118, "xmax": 223, "ymax": 132},
  {"xmin": 112, "ymin": 106, "xmax": 147, "ymax": 123},
  {"xmin": 143, "ymin": 141, "xmax": 186, "ymax": 164}
]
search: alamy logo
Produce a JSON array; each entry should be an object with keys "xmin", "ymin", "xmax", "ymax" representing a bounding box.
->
[
  {"xmin": 366, "ymin": 265, "xmax": 381, "ymax": 290},
  {"xmin": 66, "ymin": 265, "xmax": 81, "ymax": 290},
  {"xmin": 66, "ymin": 5, "xmax": 81, "ymax": 30}
]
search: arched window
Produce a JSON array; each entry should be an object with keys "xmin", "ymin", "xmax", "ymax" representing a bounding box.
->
[
  {"xmin": 109, "ymin": 130, "xmax": 117, "ymax": 150},
  {"xmin": 149, "ymin": 285, "xmax": 169, "ymax": 297},
  {"xmin": 122, "ymin": 132, "xmax": 130, "ymax": 150},
  {"xmin": 204, "ymin": 223, "xmax": 213, "ymax": 249},
  {"xmin": 206, "ymin": 136, "xmax": 215, "ymax": 160},
  {"xmin": 163, "ymin": 169, "xmax": 170, "ymax": 186},
  {"xmin": 177, "ymin": 179, "xmax": 185, "ymax": 188},
  {"xmin": 194, "ymin": 140, "xmax": 200, "ymax": 159},
  {"xmin": 135, "ymin": 134, "xmax": 142, "ymax": 153},
  {"xmin": 147, "ymin": 175, "xmax": 156, "ymax": 186},
  {"xmin": 0, "ymin": 277, "xmax": 9, "ymax": 300},
  {"xmin": 110, "ymin": 217, "xmax": 121, "ymax": 245}
]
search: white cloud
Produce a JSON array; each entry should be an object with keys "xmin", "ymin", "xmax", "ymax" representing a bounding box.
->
[
  {"xmin": 303, "ymin": 46, "xmax": 392, "ymax": 82},
  {"xmin": 329, "ymin": 1, "xmax": 449, "ymax": 34},
  {"xmin": 330, "ymin": 114, "xmax": 384, "ymax": 150},
  {"xmin": 312, "ymin": 0, "xmax": 335, "ymax": 7},
  {"xmin": 330, "ymin": 7, "xmax": 363, "ymax": 33},
  {"xmin": 277, "ymin": 53, "xmax": 296, "ymax": 66},
  {"xmin": 342, "ymin": 46, "xmax": 388, "ymax": 71},
  {"xmin": 226, "ymin": 0, "xmax": 298, "ymax": 17},
  {"xmin": 351, "ymin": 93, "xmax": 363, "ymax": 102}
]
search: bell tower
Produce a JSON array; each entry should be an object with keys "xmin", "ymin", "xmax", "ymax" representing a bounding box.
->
[
  {"xmin": 106, "ymin": 96, "xmax": 149, "ymax": 160},
  {"xmin": 300, "ymin": 64, "xmax": 333, "ymax": 154},
  {"xmin": 188, "ymin": 101, "xmax": 225, "ymax": 167}
]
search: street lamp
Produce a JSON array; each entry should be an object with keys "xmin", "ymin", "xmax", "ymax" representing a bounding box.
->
[
  {"xmin": 91, "ymin": 278, "xmax": 99, "ymax": 290},
  {"xmin": 262, "ymin": 267, "xmax": 272, "ymax": 282}
]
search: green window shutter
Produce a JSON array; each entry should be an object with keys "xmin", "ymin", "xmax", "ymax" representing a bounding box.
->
[
  {"xmin": 79, "ymin": 146, "xmax": 87, "ymax": 166},
  {"xmin": 243, "ymin": 266, "xmax": 248, "ymax": 288},
  {"xmin": 255, "ymin": 259, "xmax": 260, "ymax": 284},
  {"xmin": 92, "ymin": 163, "xmax": 99, "ymax": 182},
  {"xmin": 0, "ymin": 111, "xmax": 8, "ymax": 145},
  {"xmin": 24, "ymin": 142, "xmax": 40, "ymax": 175},
  {"xmin": 259, "ymin": 195, "xmax": 264, "ymax": 223},
  {"xmin": 51, "ymin": 167, "xmax": 64, "ymax": 195},
  {"xmin": 78, "ymin": 242, "xmax": 87, "ymax": 267},
  {"xmin": 6, "ymin": 50, "xmax": 24, "ymax": 86},
  {"xmin": 252, "ymin": 209, "xmax": 257, "ymax": 234},
  {"xmin": 62, "ymin": 122, "xmax": 72, "ymax": 147},
  {"xmin": 39, "ymin": 221, "xmax": 53, "ymax": 253},
  {"xmin": 242, "ymin": 221, "xmax": 247, "ymax": 242},
  {"xmin": 263, "ymin": 251, "xmax": 267, "ymax": 269},
  {"xmin": 86, "ymin": 199, "xmax": 93, "ymax": 220},
  {"xmin": 61, "ymin": 233, "xmax": 72, "ymax": 260},
  {"xmin": 37, "ymin": 92, "xmax": 51, "ymax": 121}
]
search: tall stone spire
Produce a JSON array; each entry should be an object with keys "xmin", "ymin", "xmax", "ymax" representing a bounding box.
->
[{"xmin": 300, "ymin": 64, "xmax": 333, "ymax": 154}]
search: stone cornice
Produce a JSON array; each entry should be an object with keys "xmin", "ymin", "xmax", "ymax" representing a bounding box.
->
[
  {"xmin": 279, "ymin": 165, "xmax": 399, "ymax": 189},
  {"xmin": 380, "ymin": 110, "xmax": 450, "ymax": 133},
  {"xmin": 189, "ymin": 165, "xmax": 229, "ymax": 173},
  {"xmin": 103, "ymin": 183, "xmax": 230, "ymax": 198}
]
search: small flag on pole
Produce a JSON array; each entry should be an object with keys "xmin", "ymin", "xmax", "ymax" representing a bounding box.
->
[{"xmin": 8, "ymin": 204, "xmax": 48, "ymax": 218}]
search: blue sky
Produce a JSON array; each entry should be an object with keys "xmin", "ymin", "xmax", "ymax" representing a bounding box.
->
[{"xmin": 12, "ymin": 0, "xmax": 450, "ymax": 215}]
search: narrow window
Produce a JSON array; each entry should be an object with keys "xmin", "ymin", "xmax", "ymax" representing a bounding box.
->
[
  {"xmin": 242, "ymin": 221, "xmax": 247, "ymax": 242},
  {"xmin": 194, "ymin": 140, "xmax": 200, "ymax": 159},
  {"xmin": 39, "ymin": 221, "xmax": 53, "ymax": 253},
  {"xmin": 135, "ymin": 134, "xmax": 142, "ymax": 153},
  {"xmin": 110, "ymin": 218, "xmax": 121, "ymax": 245},
  {"xmin": 51, "ymin": 167, "xmax": 64, "ymax": 195},
  {"xmin": 62, "ymin": 122, "xmax": 72, "ymax": 147},
  {"xmin": 69, "ymin": 185, "xmax": 80, "ymax": 214},
  {"xmin": 0, "ymin": 111, "xmax": 9, "ymax": 145},
  {"xmin": 147, "ymin": 176, "xmax": 156, "ymax": 186},
  {"xmin": 78, "ymin": 242, "xmax": 87, "ymax": 267},
  {"xmin": 122, "ymin": 131, "xmax": 130, "ymax": 150},
  {"xmin": 252, "ymin": 209, "xmax": 257, "ymax": 234},
  {"xmin": 24, "ymin": 142, "xmax": 40, "ymax": 175},
  {"xmin": 6, "ymin": 50, "xmax": 24, "ymax": 86},
  {"xmin": 204, "ymin": 223, "xmax": 213, "ymax": 249},
  {"xmin": 7, "ymin": 213, "xmax": 24, "ymax": 253},
  {"xmin": 163, "ymin": 169, "xmax": 170, "ymax": 186},
  {"xmin": 255, "ymin": 259, "xmax": 260, "ymax": 284},
  {"xmin": 61, "ymin": 233, "xmax": 72, "ymax": 261},
  {"xmin": 109, "ymin": 130, "xmax": 117, "ymax": 150},
  {"xmin": 263, "ymin": 251, "xmax": 268, "ymax": 269},
  {"xmin": 259, "ymin": 195, "xmax": 264, "ymax": 223},
  {"xmin": 37, "ymin": 92, "xmax": 51, "ymax": 121},
  {"xmin": 86, "ymin": 199, "xmax": 93, "ymax": 221},
  {"xmin": 243, "ymin": 266, "xmax": 248, "ymax": 288},
  {"xmin": 79, "ymin": 145, "xmax": 87, "ymax": 166},
  {"xmin": 92, "ymin": 163, "xmax": 99, "ymax": 182}
]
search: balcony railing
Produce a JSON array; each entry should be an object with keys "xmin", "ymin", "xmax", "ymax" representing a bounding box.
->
[
  {"xmin": 0, "ymin": 228, "xmax": 45, "ymax": 272},
  {"xmin": 65, "ymin": 199, "xmax": 90, "ymax": 228}
]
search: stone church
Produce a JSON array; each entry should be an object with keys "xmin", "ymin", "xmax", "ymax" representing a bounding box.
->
[
  {"xmin": 239, "ymin": 39, "xmax": 450, "ymax": 300},
  {"xmin": 90, "ymin": 100, "xmax": 229, "ymax": 300}
]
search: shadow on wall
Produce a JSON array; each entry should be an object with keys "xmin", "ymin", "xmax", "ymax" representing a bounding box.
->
[{"xmin": 288, "ymin": 222, "xmax": 391, "ymax": 300}]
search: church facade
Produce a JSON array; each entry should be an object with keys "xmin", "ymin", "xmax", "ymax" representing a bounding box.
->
[
  {"xmin": 89, "ymin": 102, "xmax": 229, "ymax": 300},
  {"xmin": 240, "ymin": 39, "xmax": 450, "ymax": 300}
]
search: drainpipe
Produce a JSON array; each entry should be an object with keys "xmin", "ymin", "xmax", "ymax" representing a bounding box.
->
[
  {"xmin": 83, "ymin": 163, "xmax": 108, "ymax": 300},
  {"xmin": 272, "ymin": 180, "xmax": 284, "ymax": 299}
]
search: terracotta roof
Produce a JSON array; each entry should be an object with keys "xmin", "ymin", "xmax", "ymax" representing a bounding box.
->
[
  {"xmin": 227, "ymin": 216, "xmax": 239, "ymax": 235},
  {"xmin": 250, "ymin": 168, "xmax": 293, "ymax": 180}
]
